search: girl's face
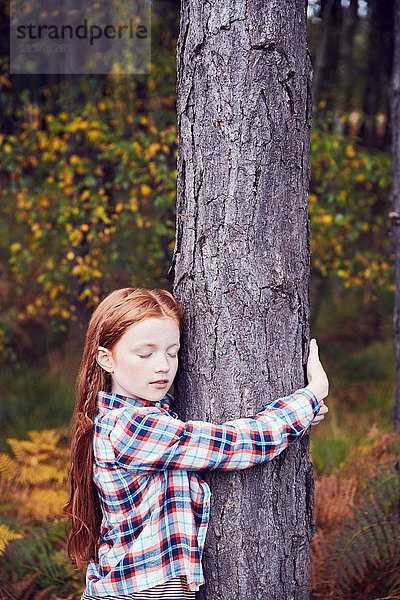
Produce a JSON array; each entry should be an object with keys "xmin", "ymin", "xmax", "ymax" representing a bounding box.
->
[{"xmin": 97, "ymin": 317, "xmax": 180, "ymax": 403}]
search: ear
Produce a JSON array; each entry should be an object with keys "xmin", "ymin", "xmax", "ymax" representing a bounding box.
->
[{"xmin": 96, "ymin": 346, "xmax": 114, "ymax": 373}]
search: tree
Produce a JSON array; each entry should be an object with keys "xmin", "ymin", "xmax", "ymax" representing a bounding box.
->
[
  {"xmin": 332, "ymin": 0, "xmax": 359, "ymax": 134},
  {"xmin": 311, "ymin": 0, "xmax": 340, "ymax": 108},
  {"xmin": 360, "ymin": 0, "xmax": 394, "ymax": 149},
  {"xmin": 172, "ymin": 1, "xmax": 315, "ymax": 598},
  {"xmin": 390, "ymin": 0, "xmax": 400, "ymax": 432}
]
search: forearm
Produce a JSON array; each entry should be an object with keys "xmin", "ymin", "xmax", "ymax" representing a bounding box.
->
[
  {"xmin": 110, "ymin": 387, "xmax": 320, "ymax": 473},
  {"xmin": 218, "ymin": 387, "xmax": 320, "ymax": 469}
]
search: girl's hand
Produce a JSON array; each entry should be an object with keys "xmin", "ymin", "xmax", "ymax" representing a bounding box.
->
[
  {"xmin": 305, "ymin": 339, "xmax": 329, "ymax": 425},
  {"xmin": 311, "ymin": 400, "xmax": 329, "ymax": 426}
]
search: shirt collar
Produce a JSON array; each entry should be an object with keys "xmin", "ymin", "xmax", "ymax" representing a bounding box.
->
[{"xmin": 97, "ymin": 390, "xmax": 172, "ymax": 413}]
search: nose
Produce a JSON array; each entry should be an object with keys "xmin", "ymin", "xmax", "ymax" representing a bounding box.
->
[{"xmin": 155, "ymin": 353, "xmax": 170, "ymax": 373}]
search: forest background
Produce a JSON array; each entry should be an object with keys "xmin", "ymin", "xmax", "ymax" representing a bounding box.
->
[{"xmin": 0, "ymin": 0, "xmax": 399, "ymax": 599}]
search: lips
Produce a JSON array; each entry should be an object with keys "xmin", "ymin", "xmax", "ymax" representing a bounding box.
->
[{"xmin": 151, "ymin": 379, "xmax": 168, "ymax": 384}]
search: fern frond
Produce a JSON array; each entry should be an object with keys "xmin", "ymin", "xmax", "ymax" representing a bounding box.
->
[
  {"xmin": 333, "ymin": 462, "xmax": 400, "ymax": 592},
  {"xmin": 27, "ymin": 430, "xmax": 62, "ymax": 448},
  {"xmin": 17, "ymin": 463, "xmax": 68, "ymax": 486},
  {"xmin": 0, "ymin": 428, "xmax": 70, "ymax": 520},
  {"xmin": 310, "ymin": 529, "xmax": 336, "ymax": 598},
  {"xmin": 0, "ymin": 523, "xmax": 23, "ymax": 556},
  {"xmin": 0, "ymin": 572, "xmax": 49, "ymax": 600},
  {"xmin": 5, "ymin": 486, "xmax": 69, "ymax": 520},
  {"xmin": 28, "ymin": 489, "xmax": 69, "ymax": 520},
  {"xmin": 7, "ymin": 439, "xmax": 33, "ymax": 462},
  {"xmin": 338, "ymin": 430, "xmax": 400, "ymax": 492},
  {"xmin": 32, "ymin": 588, "xmax": 54, "ymax": 600},
  {"xmin": 1, "ymin": 431, "xmax": 69, "ymax": 486},
  {"xmin": 0, "ymin": 453, "xmax": 19, "ymax": 480},
  {"xmin": 0, "ymin": 573, "xmax": 38, "ymax": 600},
  {"xmin": 314, "ymin": 473, "xmax": 357, "ymax": 531}
]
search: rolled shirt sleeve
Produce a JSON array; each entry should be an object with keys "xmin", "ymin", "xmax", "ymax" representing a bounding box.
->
[{"xmin": 108, "ymin": 387, "xmax": 320, "ymax": 473}]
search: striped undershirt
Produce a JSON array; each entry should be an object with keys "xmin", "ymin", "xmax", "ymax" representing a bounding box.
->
[{"xmin": 81, "ymin": 576, "xmax": 195, "ymax": 600}]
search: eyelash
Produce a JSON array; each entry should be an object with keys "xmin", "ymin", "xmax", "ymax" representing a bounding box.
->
[{"xmin": 138, "ymin": 353, "xmax": 178, "ymax": 359}]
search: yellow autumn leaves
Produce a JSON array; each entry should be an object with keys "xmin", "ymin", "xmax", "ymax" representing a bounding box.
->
[{"xmin": 0, "ymin": 429, "xmax": 70, "ymax": 557}]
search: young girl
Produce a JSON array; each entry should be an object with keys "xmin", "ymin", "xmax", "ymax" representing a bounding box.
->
[{"xmin": 64, "ymin": 287, "xmax": 329, "ymax": 600}]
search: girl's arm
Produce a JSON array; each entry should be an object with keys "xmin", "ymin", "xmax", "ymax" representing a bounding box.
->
[
  {"xmin": 108, "ymin": 386, "xmax": 320, "ymax": 473},
  {"xmin": 108, "ymin": 339, "xmax": 328, "ymax": 473}
]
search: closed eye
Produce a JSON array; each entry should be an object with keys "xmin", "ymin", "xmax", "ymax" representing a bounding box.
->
[{"xmin": 138, "ymin": 353, "xmax": 178, "ymax": 359}]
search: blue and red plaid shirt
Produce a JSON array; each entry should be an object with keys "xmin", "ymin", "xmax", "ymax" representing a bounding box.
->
[{"xmin": 85, "ymin": 387, "xmax": 320, "ymax": 595}]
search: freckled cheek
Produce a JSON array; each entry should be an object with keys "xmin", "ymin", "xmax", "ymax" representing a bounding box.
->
[{"xmin": 117, "ymin": 358, "xmax": 148, "ymax": 381}]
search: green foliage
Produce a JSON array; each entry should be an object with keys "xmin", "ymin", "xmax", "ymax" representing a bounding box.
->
[
  {"xmin": 312, "ymin": 274, "xmax": 394, "ymax": 351},
  {"xmin": 0, "ymin": 108, "xmax": 177, "ymax": 343},
  {"xmin": 309, "ymin": 111, "xmax": 393, "ymax": 294},
  {"xmin": 310, "ymin": 383, "xmax": 396, "ymax": 477},
  {"xmin": 0, "ymin": 521, "xmax": 85, "ymax": 598},
  {"xmin": 0, "ymin": 363, "xmax": 75, "ymax": 442},
  {"xmin": 310, "ymin": 332, "xmax": 396, "ymax": 476},
  {"xmin": 332, "ymin": 340, "xmax": 395, "ymax": 383},
  {"xmin": 0, "ymin": 2, "xmax": 180, "ymax": 364},
  {"xmin": 311, "ymin": 437, "xmax": 351, "ymax": 477}
]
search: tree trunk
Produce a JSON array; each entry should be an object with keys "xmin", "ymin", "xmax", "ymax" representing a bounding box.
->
[
  {"xmin": 390, "ymin": 0, "xmax": 400, "ymax": 433},
  {"xmin": 312, "ymin": 0, "xmax": 337, "ymax": 108},
  {"xmin": 360, "ymin": 0, "xmax": 394, "ymax": 149},
  {"xmin": 172, "ymin": 1, "xmax": 315, "ymax": 598},
  {"xmin": 332, "ymin": 0, "xmax": 359, "ymax": 134}
]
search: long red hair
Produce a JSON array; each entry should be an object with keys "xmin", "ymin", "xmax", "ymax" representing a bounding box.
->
[{"xmin": 64, "ymin": 287, "xmax": 184, "ymax": 569}]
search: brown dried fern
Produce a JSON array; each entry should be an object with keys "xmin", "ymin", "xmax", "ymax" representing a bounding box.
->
[
  {"xmin": 338, "ymin": 429, "xmax": 400, "ymax": 494},
  {"xmin": 311, "ymin": 473, "xmax": 357, "ymax": 598},
  {"xmin": 0, "ymin": 572, "xmax": 53, "ymax": 600},
  {"xmin": 314, "ymin": 473, "xmax": 357, "ymax": 531}
]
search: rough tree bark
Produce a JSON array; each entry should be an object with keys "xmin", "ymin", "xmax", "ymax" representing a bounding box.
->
[
  {"xmin": 172, "ymin": 1, "xmax": 315, "ymax": 598},
  {"xmin": 390, "ymin": 0, "xmax": 400, "ymax": 433}
]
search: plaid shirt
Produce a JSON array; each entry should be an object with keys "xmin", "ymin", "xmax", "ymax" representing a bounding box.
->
[{"xmin": 86, "ymin": 387, "xmax": 320, "ymax": 595}]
